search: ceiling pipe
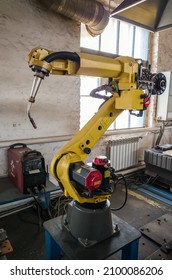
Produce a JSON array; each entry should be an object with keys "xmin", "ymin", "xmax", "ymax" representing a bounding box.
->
[{"xmin": 40, "ymin": 0, "xmax": 110, "ymax": 36}]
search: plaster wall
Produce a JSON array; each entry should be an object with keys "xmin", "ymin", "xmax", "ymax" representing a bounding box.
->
[
  {"xmin": 157, "ymin": 28, "xmax": 172, "ymax": 72},
  {"xmin": 0, "ymin": 0, "xmax": 80, "ymax": 179}
]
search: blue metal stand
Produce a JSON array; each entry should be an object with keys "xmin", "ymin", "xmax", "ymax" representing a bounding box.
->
[
  {"xmin": 45, "ymin": 231, "xmax": 61, "ymax": 260},
  {"xmin": 44, "ymin": 214, "xmax": 141, "ymax": 260},
  {"xmin": 121, "ymin": 239, "xmax": 139, "ymax": 260}
]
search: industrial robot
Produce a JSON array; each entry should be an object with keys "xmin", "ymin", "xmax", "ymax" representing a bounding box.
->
[{"xmin": 27, "ymin": 47, "xmax": 166, "ymax": 247}]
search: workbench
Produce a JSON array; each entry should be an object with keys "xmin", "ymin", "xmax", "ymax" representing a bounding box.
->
[
  {"xmin": 44, "ymin": 214, "xmax": 141, "ymax": 260},
  {"xmin": 0, "ymin": 177, "xmax": 61, "ymax": 216}
]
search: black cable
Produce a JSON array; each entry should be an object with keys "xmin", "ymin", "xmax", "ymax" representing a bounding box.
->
[
  {"xmin": 44, "ymin": 51, "xmax": 80, "ymax": 65},
  {"xmin": 111, "ymin": 174, "xmax": 128, "ymax": 211},
  {"xmin": 155, "ymin": 122, "xmax": 165, "ymax": 147},
  {"xmin": 27, "ymin": 187, "xmax": 42, "ymax": 209},
  {"xmin": 41, "ymin": 185, "xmax": 52, "ymax": 218},
  {"xmin": 27, "ymin": 187, "xmax": 50, "ymax": 222}
]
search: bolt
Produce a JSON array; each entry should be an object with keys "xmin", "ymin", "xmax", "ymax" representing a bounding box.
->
[
  {"xmin": 165, "ymin": 245, "xmax": 170, "ymax": 250},
  {"xmin": 84, "ymin": 147, "xmax": 91, "ymax": 154},
  {"xmin": 84, "ymin": 239, "xmax": 89, "ymax": 246},
  {"xmin": 64, "ymin": 219, "xmax": 68, "ymax": 225},
  {"xmin": 114, "ymin": 224, "xmax": 119, "ymax": 232}
]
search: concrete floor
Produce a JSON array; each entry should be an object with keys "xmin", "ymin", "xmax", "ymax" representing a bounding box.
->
[
  {"xmin": 0, "ymin": 181, "xmax": 171, "ymax": 260},
  {"xmin": 110, "ymin": 184, "xmax": 172, "ymax": 260}
]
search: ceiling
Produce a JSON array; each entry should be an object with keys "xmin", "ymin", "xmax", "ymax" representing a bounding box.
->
[{"xmin": 99, "ymin": 0, "xmax": 172, "ymax": 32}]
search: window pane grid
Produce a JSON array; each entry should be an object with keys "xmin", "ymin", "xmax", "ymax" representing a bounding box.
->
[
  {"xmin": 100, "ymin": 18, "xmax": 118, "ymax": 54},
  {"xmin": 118, "ymin": 21, "xmax": 134, "ymax": 56},
  {"xmin": 80, "ymin": 19, "xmax": 149, "ymax": 129}
]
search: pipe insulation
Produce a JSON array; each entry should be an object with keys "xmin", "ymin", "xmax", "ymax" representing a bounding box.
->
[{"xmin": 41, "ymin": 0, "xmax": 110, "ymax": 36}]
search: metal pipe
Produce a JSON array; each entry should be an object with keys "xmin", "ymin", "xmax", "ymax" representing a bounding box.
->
[
  {"xmin": 0, "ymin": 135, "xmax": 73, "ymax": 148},
  {"xmin": 41, "ymin": 0, "xmax": 109, "ymax": 36}
]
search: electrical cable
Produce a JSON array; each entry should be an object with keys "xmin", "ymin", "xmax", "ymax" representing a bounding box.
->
[
  {"xmin": 27, "ymin": 187, "xmax": 51, "ymax": 222},
  {"xmin": 110, "ymin": 170, "xmax": 155, "ymax": 212},
  {"xmin": 41, "ymin": 185, "xmax": 52, "ymax": 218},
  {"xmin": 48, "ymin": 193, "xmax": 72, "ymax": 218},
  {"xmin": 27, "ymin": 187, "xmax": 43, "ymax": 208},
  {"xmin": 111, "ymin": 174, "xmax": 128, "ymax": 211},
  {"xmin": 155, "ymin": 122, "xmax": 165, "ymax": 147}
]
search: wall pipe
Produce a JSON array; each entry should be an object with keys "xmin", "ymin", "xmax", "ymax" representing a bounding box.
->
[
  {"xmin": 0, "ymin": 126, "xmax": 169, "ymax": 149},
  {"xmin": 40, "ymin": 0, "xmax": 110, "ymax": 36}
]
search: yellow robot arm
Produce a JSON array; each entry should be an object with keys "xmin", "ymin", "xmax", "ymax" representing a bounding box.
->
[{"xmin": 27, "ymin": 47, "xmax": 166, "ymax": 204}]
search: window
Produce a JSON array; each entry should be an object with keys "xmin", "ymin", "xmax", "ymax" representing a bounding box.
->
[
  {"xmin": 80, "ymin": 19, "xmax": 149, "ymax": 129},
  {"xmin": 100, "ymin": 18, "xmax": 118, "ymax": 54},
  {"xmin": 80, "ymin": 77, "xmax": 102, "ymax": 127},
  {"xmin": 80, "ymin": 23, "xmax": 99, "ymax": 51},
  {"xmin": 118, "ymin": 21, "xmax": 134, "ymax": 56}
]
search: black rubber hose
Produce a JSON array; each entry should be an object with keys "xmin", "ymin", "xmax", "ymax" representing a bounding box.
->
[
  {"xmin": 44, "ymin": 51, "xmax": 80, "ymax": 65},
  {"xmin": 111, "ymin": 174, "xmax": 128, "ymax": 211}
]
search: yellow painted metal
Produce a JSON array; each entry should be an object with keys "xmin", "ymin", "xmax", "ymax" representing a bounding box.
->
[
  {"xmin": 28, "ymin": 48, "xmax": 138, "ymax": 86},
  {"xmin": 104, "ymin": 170, "xmax": 111, "ymax": 178},
  {"xmin": 50, "ymin": 96, "xmax": 122, "ymax": 165},
  {"xmin": 28, "ymin": 47, "xmax": 145, "ymax": 203},
  {"xmin": 50, "ymin": 96, "xmax": 123, "ymax": 203},
  {"xmin": 28, "ymin": 48, "xmax": 79, "ymax": 75},
  {"xmin": 76, "ymin": 52, "xmax": 122, "ymax": 78},
  {"xmin": 56, "ymin": 152, "xmax": 111, "ymax": 204},
  {"xmin": 115, "ymin": 89, "xmax": 144, "ymax": 110},
  {"xmin": 51, "ymin": 60, "xmax": 79, "ymax": 75},
  {"xmin": 50, "ymin": 90, "xmax": 144, "ymax": 203},
  {"xmin": 28, "ymin": 47, "xmax": 50, "ymax": 62}
]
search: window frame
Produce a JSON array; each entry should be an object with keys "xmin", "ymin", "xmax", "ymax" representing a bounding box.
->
[{"xmin": 80, "ymin": 19, "xmax": 149, "ymax": 130}]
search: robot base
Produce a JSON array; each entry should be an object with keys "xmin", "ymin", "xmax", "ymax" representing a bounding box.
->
[{"xmin": 63, "ymin": 199, "xmax": 120, "ymax": 247}]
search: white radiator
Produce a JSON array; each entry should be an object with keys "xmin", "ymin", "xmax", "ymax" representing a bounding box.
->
[{"xmin": 107, "ymin": 137, "xmax": 140, "ymax": 171}]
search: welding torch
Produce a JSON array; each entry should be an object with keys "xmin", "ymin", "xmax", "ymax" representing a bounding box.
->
[{"xmin": 27, "ymin": 71, "xmax": 45, "ymax": 129}]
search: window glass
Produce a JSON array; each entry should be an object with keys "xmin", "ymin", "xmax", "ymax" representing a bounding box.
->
[
  {"xmin": 80, "ymin": 23, "xmax": 99, "ymax": 50},
  {"xmin": 80, "ymin": 96, "xmax": 102, "ymax": 128},
  {"xmin": 80, "ymin": 76, "xmax": 99, "ymax": 96},
  {"xmin": 115, "ymin": 110, "xmax": 130, "ymax": 129},
  {"xmin": 80, "ymin": 77, "xmax": 101, "ymax": 128},
  {"xmin": 80, "ymin": 19, "xmax": 149, "ymax": 130},
  {"xmin": 130, "ymin": 111, "xmax": 145, "ymax": 128},
  {"xmin": 118, "ymin": 21, "xmax": 134, "ymax": 56},
  {"xmin": 100, "ymin": 18, "xmax": 118, "ymax": 53},
  {"xmin": 134, "ymin": 27, "xmax": 149, "ymax": 60}
]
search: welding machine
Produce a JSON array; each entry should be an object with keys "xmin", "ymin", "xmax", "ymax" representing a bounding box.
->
[{"xmin": 7, "ymin": 143, "xmax": 47, "ymax": 194}]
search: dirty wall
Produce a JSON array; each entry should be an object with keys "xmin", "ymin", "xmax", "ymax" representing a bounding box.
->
[{"xmin": 0, "ymin": 0, "xmax": 80, "ymax": 179}]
